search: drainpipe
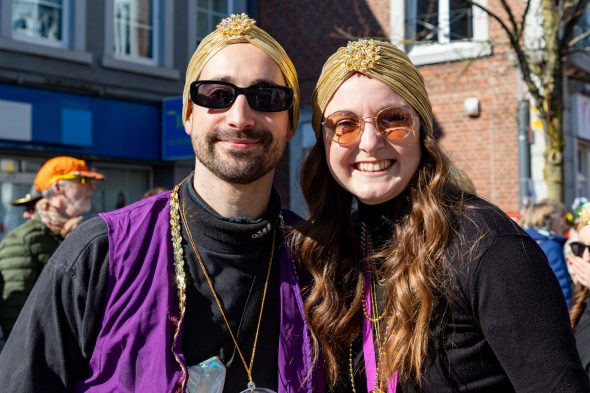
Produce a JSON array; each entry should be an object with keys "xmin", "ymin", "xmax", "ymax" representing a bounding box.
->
[{"xmin": 518, "ymin": 99, "xmax": 532, "ymax": 207}]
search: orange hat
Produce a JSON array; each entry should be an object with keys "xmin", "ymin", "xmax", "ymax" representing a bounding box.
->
[{"xmin": 34, "ymin": 156, "xmax": 104, "ymax": 192}]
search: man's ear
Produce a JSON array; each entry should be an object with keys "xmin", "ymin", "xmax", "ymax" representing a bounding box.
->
[
  {"xmin": 287, "ymin": 127, "xmax": 295, "ymax": 141},
  {"xmin": 51, "ymin": 181, "xmax": 64, "ymax": 195},
  {"xmin": 184, "ymin": 104, "xmax": 193, "ymax": 136}
]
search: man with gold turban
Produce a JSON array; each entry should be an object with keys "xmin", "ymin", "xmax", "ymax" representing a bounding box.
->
[{"xmin": 0, "ymin": 14, "xmax": 321, "ymax": 393}]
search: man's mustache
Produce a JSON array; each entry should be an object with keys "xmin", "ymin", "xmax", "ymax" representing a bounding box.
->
[{"xmin": 207, "ymin": 128, "xmax": 274, "ymax": 145}]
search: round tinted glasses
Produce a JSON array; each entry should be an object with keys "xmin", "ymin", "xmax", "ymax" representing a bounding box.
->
[
  {"xmin": 322, "ymin": 107, "xmax": 417, "ymax": 146},
  {"xmin": 190, "ymin": 80, "xmax": 294, "ymax": 112}
]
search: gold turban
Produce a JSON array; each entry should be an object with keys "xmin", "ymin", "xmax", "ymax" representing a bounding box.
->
[
  {"xmin": 311, "ymin": 39, "xmax": 433, "ymax": 139},
  {"xmin": 182, "ymin": 13, "xmax": 300, "ymax": 133}
]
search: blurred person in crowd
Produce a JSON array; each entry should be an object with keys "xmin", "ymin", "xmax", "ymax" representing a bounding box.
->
[
  {"xmin": 522, "ymin": 198, "xmax": 573, "ymax": 307},
  {"xmin": 0, "ymin": 156, "xmax": 103, "ymax": 339},
  {"xmin": 10, "ymin": 187, "xmax": 42, "ymax": 221},
  {"xmin": 0, "ymin": 14, "xmax": 321, "ymax": 393},
  {"xmin": 566, "ymin": 198, "xmax": 590, "ymax": 258},
  {"xmin": 290, "ymin": 38, "xmax": 588, "ymax": 391},
  {"xmin": 569, "ymin": 205, "xmax": 590, "ymax": 377},
  {"xmin": 115, "ymin": 192, "xmax": 126, "ymax": 209},
  {"xmin": 142, "ymin": 186, "xmax": 167, "ymax": 198}
]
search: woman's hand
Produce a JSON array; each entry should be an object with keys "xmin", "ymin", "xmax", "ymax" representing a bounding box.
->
[{"xmin": 568, "ymin": 254, "xmax": 590, "ymax": 289}]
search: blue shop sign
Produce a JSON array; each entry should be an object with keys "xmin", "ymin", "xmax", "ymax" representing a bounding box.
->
[
  {"xmin": 0, "ymin": 83, "xmax": 160, "ymax": 160},
  {"xmin": 162, "ymin": 97, "xmax": 193, "ymax": 160}
]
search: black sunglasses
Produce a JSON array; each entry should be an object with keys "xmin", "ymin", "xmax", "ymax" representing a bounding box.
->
[
  {"xmin": 190, "ymin": 80, "xmax": 293, "ymax": 112},
  {"xmin": 570, "ymin": 241, "xmax": 590, "ymax": 257}
]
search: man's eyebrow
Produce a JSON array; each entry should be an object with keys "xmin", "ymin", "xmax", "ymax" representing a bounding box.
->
[
  {"xmin": 250, "ymin": 78, "xmax": 284, "ymax": 87},
  {"xmin": 207, "ymin": 76, "xmax": 285, "ymax": 87}
]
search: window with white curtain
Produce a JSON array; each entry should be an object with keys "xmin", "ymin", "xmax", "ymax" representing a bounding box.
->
[
  {"xmin": 11, "ymin": 0, "xmax": 67, "ymax": 46},
  {"xmin": 114, "ymin": 0, "xmax": 157, "ymax": 61},
  {"xmin": 196, "ymin": 0, "xmax": 229, "ymax": 42}
]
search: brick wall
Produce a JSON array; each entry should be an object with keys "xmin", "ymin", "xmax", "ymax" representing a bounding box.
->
[
  {"xmin": 258, "ymin": 0, "xmax": 389, "ymax": 105},
  {"xmin": 422, "ymin": 0, "xmax": 526, "ymax": 213}
]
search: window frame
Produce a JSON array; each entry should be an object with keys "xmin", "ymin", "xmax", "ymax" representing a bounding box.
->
[
  {"xmin": 187, "ymin": 0, "xmax": 247, "ymax": 59},
  {"xmin": 113, "ymin": 0, "xmax": 159, "ymax": 65},
  {"xmin": 391, "ymin": 0, "xmax": 491, "ymax": 66},
  {"xmin": 0, "ymin": 0, "xmax": 90, "ymax": 63},
  {"xmin": 10, "ymin": 0, "xmax": 70, "ymax": 48},
  {"xmin": 102, "ymin": 0, "xmax": 178, "ymax": 79}
]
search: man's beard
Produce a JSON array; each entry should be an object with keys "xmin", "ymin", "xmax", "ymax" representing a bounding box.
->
[
  {"xmin": 193, "ymin": 127, "xmax": 285, "ymax": 184},
  {"xmin": 68, "ymin": 195, "xmax": 92, "ymax": 216}
]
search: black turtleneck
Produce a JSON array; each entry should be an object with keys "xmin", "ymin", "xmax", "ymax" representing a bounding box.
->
[
  {"xmin": 0, "ymin": 174, "xmax": 283, "ymax": 393},
  {"xmin": 180, "ymin": 177, "xmax": 281, "ymax": 391}
]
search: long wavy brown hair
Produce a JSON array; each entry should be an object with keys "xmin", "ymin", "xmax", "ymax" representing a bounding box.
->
[{"xmin": 289, "ymin": 40, "xmax": 467, "ymax": 387}]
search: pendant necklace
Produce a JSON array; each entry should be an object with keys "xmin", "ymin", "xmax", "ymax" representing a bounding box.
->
[
  {"xmin": 177, "ymin": 186, "xmax": 277, "ymax": 393},
  {"xmin": 349, "ymin": 223, "xmax": 397, "ymax": 393}
]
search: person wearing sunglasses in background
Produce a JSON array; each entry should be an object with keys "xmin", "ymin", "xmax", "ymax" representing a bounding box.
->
[
  {"xmin": 0, "ymin": 156, "xmax": 103, "ymax": 344},
  {"xmin": 10, "ymin": 186, "xmax": 42, "ymax": 222},
  {"xmin": 568, "ymin": 205, "xmax": 590, "ymax": 378},
  {"xmin": 0, "ymin": 14, "xmax": 321, "ymax": 393},
  {"xmin": 289, "ymin": 39, "xmax": 589, "ymax": 392}
]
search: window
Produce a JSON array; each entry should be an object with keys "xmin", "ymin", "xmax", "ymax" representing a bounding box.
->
[
  {"xmin": 187, "ymin": 0, "xmax": 246, "ymax": 53},
  {"xmin": 196, "ymin": 0, "xmax": 228, "ymax": 42},
  {"xmin": 391, "ymin": 1, "xmax": 491, "ymax": 65},
  {"xmin": 573, "ymin": 5, "xmax": 590, "ymax": 52},
  {"xmin": 11, "ymin": 0, "xmax": 68, "ymax": 47},
  {"xmin": 102, "ymin": 0, "xmax": 177, "ymax": 78},
  {"xmin": 410, "ymin": 0, "xmax": 473, "ymax": 44},
  {"xmin": 114, "ymin": 0, "xmax": 157, "ymax": 62}
]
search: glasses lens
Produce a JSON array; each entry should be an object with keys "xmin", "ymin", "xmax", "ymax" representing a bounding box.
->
[
  {"xmin": 571, "ymin": 242, "xmax": 585, "ymax": 257},
  {"xmin": 325, "ymin": 112, "xmax": 361, "ymax": 145},
  {"xmin": 378, "ymin": 108, "xmax": 415, "ymax": 141},
  {"xmin": 247, "ymin": 86, "xmax": 291, "ymax": 111},
  {"xmin": 192, "ymin": 82, "xmax": 236, "ymax": 108}
]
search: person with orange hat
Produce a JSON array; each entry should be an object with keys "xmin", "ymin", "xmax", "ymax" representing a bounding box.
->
[{"xmin": 0, "ymin": 156, "xmax": 103, "ymax": 339}]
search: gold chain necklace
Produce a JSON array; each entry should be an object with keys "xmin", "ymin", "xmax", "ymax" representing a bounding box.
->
[
  {"xmin": 176, "ymin": 183, "xmax": 276, "ymax": 392},
  {"xmin": 350, "ymin": 223, "xmax": 386, "ymax": 393}
]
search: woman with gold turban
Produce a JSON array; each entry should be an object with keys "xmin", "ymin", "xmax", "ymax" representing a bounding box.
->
[{"xmin": 290, "ymin": 39, "xmax": 589, "ymax": 391}]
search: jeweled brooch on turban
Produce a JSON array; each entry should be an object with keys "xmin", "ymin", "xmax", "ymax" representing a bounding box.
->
[
  {"xmin": 216, "ymin": 13, "xmax": 256, "ymax": 38},
  {"xmin": 341, "ymin": 39, "xmax": 381, "ymax": 72}
]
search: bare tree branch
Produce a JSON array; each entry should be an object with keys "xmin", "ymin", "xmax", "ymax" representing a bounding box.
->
[
  {"xmin": 468, "ymin": 1, "xmax": 515, "ymax": 39},
  {"xmin": 568, "ymin": 30, "xmax": 590, "ymax": 47},
  {"xmin": 566, "ymin": 46, "xmax": 590, "ymax": 54},
  {"xmin": 468, "ymin": 1, "xmax": 543, "ymax": 102},
  {"xmin": 500, "ymin": 0, "xmax": 521, "ymax": 36}
]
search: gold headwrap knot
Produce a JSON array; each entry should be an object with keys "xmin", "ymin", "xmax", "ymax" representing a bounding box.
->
[
  {"xmin": 341, "ymin": 39, "xmax": 381, "ymax": 72},
  {"xmin": 216, "ymin": 13, "xmax": 256, "ymax": 39}
]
